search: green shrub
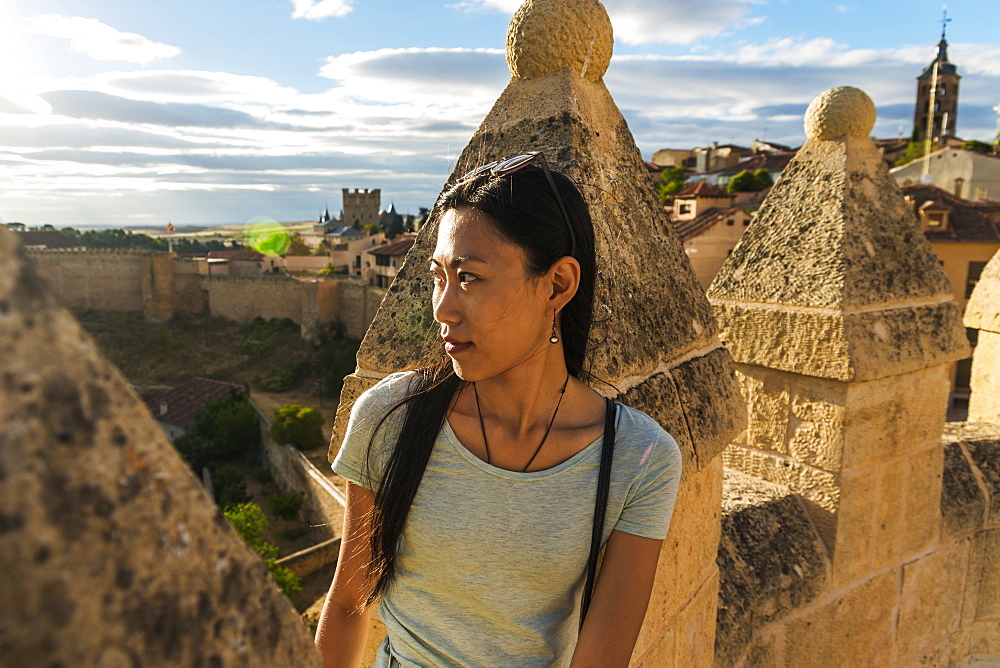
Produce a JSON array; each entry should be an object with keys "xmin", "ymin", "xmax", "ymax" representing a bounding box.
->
[
  {"xmin": 270, "ymin": 404, "xmax": 325, "ymax": 450},
  {"xmin": 211, "ymin": 463, "xmax": 250, "ymax": 507},
  {"xmin": 258, "ymin": 360, "xmax": 310, "ymax": 392},
  {"xmin": 237, "ymin": 317, "xmax": 300, "ymax": 354},
  {"xmin": 174, "ymin": 391, "xmax": 259, "ymax": 473},
  {"xmin": 223, "ymin": 502, "xmax": 302, "ymax": 597},
  {"xmin": 252, "ymin": 465, "xmax": 274, "ymax": 485},
  {"xmin": 270, "ymin": 490, "xmax": 305, "ymax": 520}
]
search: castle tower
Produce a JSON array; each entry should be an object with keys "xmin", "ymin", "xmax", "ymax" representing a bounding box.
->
[
  {"xmin": 342, "ymin": 188, "xmax": 380, "ymax": 228},
  {"xmin": 913, "ymin": 12, "xmax": 960, "ymax": 144}
]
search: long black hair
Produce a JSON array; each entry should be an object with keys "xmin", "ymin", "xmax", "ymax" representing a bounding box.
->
[{"xmin": 362, "ymin": 161, "xmax": 597, "ymax": 605}]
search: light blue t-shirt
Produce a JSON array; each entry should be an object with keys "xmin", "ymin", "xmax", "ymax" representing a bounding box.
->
[{"xmin": 333, "ymin": 372, "xmax": 682, "ymax": 667}]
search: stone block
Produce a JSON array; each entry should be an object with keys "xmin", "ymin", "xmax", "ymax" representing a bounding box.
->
[
  {"xmin": 787, "ymin": 374, "xmax": 846, "ymax": 470},
  {"xmin": 842, "ymin": 364, "xmax": 951, "ymax": 470},
  {"xmin": 963, "ymin": 431, "xmax": 1000, "ymax": 527},
  {"xmin": 941, "ymin": 440, "xmax": 987, "ymax": 538},
  {"xmin": 971, "ymin": 529, "xmax": 1000, "ymax": 621},
  {"xmin": 738, "ymin": 365, "xmax": 792, "ymax": 456},
  {"xmin": 869, "ymin": 457, "xmax": 906, "ymax": 571},
  {"xmin": 715, "ymin": 469, "xmax": 828, "ymax": 667},
  {"xmin": 672, "ymin": 568, "xmax": 719, "ymax": 668},
  {"xmin": 740, "ymin": 632, "xmax": 781, "ymax": 668},
  {"xmin": 783, "ymin": 570, "xmax": 898, "ymax": 668},
  {"xmin": 897, "ymin": 540, "xmax": 969, "ymax": 659},
  {"xmin": 971, "ymin": 619, "xmax": 1000, "ymax": 657},
  {"xmin": 644, "ymin": 457, "xmax": 722, "ymax": 627},
  {"xmin": 901, "ymin": 444, "xmax": 944, "ymax": 557},
  {"xmin": 831, "ymin": 465, "xmax": 878, "ymax": 587},
  {"xmin": 671, "ymin": 348, "xmax": 748, "ymax": 469}
]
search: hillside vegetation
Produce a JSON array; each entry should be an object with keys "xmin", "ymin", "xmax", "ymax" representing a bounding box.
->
[{"xmin": 74, "ymin": 310, "xmax": 358, "ymax": 397}]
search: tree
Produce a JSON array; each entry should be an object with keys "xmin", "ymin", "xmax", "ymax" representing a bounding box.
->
[
  {"xmin": 361, "ymin": 223, "xmax": 381, "ymax": 236},
  {"xmin": 894, "ymin": 141, "xmax": 929, "ymax": 166},
  {"xmin": 284, "ymin": 232, "xmax": 312, "ymax": 256},
  {"xmin": 224, "ymin": 502, "xmax": 302, "ymax": 596},
  {"xmin": 726, "ymin": 169, "xmax": 773, "ymax": 193},
  {"xmin": 270, "ymin": 404, "xmax": 325, "ymax": 450},
  {"xmin": 4, "ymin": 222, "xmax": 25, "ymax": 231},
  {"xmin": 963, "ymin": 140, "xmax": 992, "ymax": 154},
  {"xmin": 654, "ymin": 167, "xmax": 688, "ymax": 204},
  {"xmin": 387, "ymin": 217, "xmax": 405, "ymax": 240}
]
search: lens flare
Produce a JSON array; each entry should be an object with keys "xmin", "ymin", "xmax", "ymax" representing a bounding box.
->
[{"xmin": 244, "ymin": 217, "xmax": 289, "ymax": 257}]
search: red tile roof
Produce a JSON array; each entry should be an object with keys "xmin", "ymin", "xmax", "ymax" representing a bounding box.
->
[
  {"xmin": 368, "ymin": 233, "xmax": 417, "ymax": 257},
  {"xmin": 145, "ymin": 377, "xmax": 245, "ymax": 428},
  {"xmin": 672, "ymin": 207, "xmax": 746, "ymax": 242},
  {"xmin": 902, "ymin": 184, "xmax": 1000, "ymax": 242},
  {"xmin": 675, "ymin": 182, "xmax": 731, "ymax": 198}
]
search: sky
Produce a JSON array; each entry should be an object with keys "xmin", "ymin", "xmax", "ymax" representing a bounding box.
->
[{"xmin": 2, "ymin": 0, "xmax": 998, "ymax": 229}]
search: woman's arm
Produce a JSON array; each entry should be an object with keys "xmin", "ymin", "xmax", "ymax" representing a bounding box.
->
[
  {"xmin": 570, "ymin": 529, "xmax": 664, "ymax": 668},
  {"xmin": 315, "ymin": 482, "xmax": 378, "ymax": 668}
]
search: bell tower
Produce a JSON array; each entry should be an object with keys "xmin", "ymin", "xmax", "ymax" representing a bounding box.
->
[{"xmin": 912, "ymin": 9, "xmax": 960, "ymax": 144}]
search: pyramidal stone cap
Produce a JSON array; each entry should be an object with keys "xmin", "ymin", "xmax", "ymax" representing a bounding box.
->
[
  {"xmin": 708, "ymin": 85, "xmax": 969, "ymax": 382},
  {"xmin": 506, "ymin": 0, "xmax": 613, "ymax": 82},
  {"xmin": 804, "ymin": 86, "xmax": 877, "ymax": 141}
]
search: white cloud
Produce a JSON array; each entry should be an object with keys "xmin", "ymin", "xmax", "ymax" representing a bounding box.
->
[
  {"xmin": 20, "ymin": 14, "xmax": 179, "ymax": 64},
  {"xmin": 290, "ymin": 0, "xmax": 355, "ymax": 20},
  {"xmin": 449, "ymin": 0, "xmax": 760, "ymax": 46}
]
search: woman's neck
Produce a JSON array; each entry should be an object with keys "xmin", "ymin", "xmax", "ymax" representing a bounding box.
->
[{"xmin": 469, "ymin": 351, "xmax": 572, "ymax": 439}]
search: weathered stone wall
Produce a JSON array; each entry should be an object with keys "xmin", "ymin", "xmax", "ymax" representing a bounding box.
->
[
  {"xmin": 709, "ymin": 86, "xmax": 993, "ymax": 666},
  {"xmin": 0, "ymin": 227, "xmax": 321, "ymax": 667},
  {"xmin": 27, "ymin": 248, "xmax": 149, "ymax": 313},
  {"xmin": 205, "ymin": 275, "xmax": 306, "ymax": 323},
  {"xmin": 338, "ymin": 281, "xmax": 386, "ymax": 340}
]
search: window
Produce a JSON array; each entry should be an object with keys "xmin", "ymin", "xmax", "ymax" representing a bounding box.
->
[
  {"xmin": 375, "ymin": 255, "xmax": 391, "ymax": 267},
  {"xmin": 678, "ymin": 203, "xmax": 692, "ymax": 216},
  {"xmin": 743, "ymin": 219, "xmax": 750, "ymax": 226},
  {"xmin": 726, "ymin": 219, "xmax": 735, "ymax": 226},
  {"xmin": 966, "ymin": 261, "xmax": 987, "ymax": 299},
  {"xmin": 925, "ymin": 213, "xmax": 944, "ymax": 228}
]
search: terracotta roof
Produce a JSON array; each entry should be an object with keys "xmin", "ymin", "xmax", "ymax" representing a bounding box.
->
[
  {"xmin": 902, "ymin": 184, "xmax": 1000, "ymax": 242},
  {"xmin": 676, "ymin": 182, "xmax": 731, "ymax": 198},
  {"xmin": 145, "ymin": 377, "xmax": 245, "ymax": 429},
  {"xmin": 206, "ymin": 250, "xmax": 265, "ymax": 261},
  {"xmin": 368, "ymin": 234, "xmax": 417, "ymax": 257},
  {"xmin": 16, "ymin": 231, "xmax": 83, "ymax": 249},
  {"xmin": 919, "ymin": 199, "xmax": 953, "ymax": 212},
  {"xmin": 672, "ymin": 207, "xmax": 745, "ymax": 242}
]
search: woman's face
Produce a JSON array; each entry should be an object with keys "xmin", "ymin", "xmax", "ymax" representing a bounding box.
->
[{"xmin": 431, "ymin": 207, "xmax": 553, "ymax": 382}]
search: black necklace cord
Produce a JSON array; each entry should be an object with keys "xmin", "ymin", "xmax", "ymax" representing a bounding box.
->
[{"xmin": 472, "ymin": 372, "xmax": 571, "ymax": 472}]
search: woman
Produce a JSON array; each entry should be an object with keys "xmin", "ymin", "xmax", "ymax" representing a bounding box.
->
[{"xmin": 315, "ymin": 154, "xmax": 682, "ymax": 667}]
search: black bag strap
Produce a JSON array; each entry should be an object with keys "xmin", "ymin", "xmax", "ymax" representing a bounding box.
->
[{"xmin": 580, "ymin": 396, "xmax": 617, "ymax": 629}]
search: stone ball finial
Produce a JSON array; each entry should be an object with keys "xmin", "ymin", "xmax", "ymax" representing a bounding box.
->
[
  {"xmin": 804, "ymin": 86, "xmax": 877, "ymax": 140},
  {"xmin": 506, "ymin": 0, "xmax": 613, "ymax": 82}
]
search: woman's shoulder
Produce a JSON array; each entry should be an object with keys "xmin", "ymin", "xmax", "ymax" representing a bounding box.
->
[
  {"xmin": 612, "ymin": 402, "xmax": 682, "ymax": 468},
  {"xmin": 352, "ymin": 370, "xmax": 420, "ymax": 413}
]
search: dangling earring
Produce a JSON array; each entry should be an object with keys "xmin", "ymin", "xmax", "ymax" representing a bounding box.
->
[{"xmin": 550, "ymin": 310, "xmax": 559, "ymax": 344}]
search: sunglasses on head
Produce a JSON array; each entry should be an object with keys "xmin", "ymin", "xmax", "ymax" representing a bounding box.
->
[{"xmin": 459, "ymin": 152, "xmax": 577, "ymax": 257}]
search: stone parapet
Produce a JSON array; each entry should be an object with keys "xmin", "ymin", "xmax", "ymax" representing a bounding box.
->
[
  {"xmin": 0, "ymin": 227, "xmax": 321, "ymax": 667},
  {"xmin": 709, "ymin": 86, "xmax": 968, "ymax": 591}
]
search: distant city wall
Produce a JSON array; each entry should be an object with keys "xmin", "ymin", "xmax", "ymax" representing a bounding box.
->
[
  {"xmin": 25, "ymin": 248, "xmax": 381, "ymax": 340},
  {"xmin": 27, "ymin": 249, "xmax": 148, "ymax": 312},
  {"xmin": 206, "ymin": 275, "xmax": 304, "ymax": 323}
]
